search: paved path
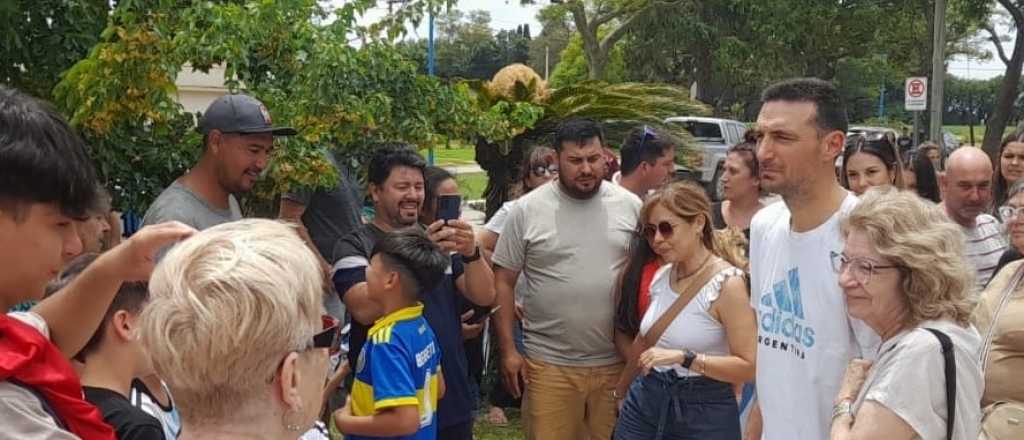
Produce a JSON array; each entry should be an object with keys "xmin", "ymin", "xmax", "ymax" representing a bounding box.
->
[{"xmin": 442, "ymin": 164, "xmax": 484, "ymax": 175}]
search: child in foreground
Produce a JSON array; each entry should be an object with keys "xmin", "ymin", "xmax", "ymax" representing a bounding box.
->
[{"xmin": 335, "ymin": 228, "xmax": 448, "ymax": 439}]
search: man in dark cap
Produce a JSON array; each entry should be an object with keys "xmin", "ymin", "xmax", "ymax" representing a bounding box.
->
[{"xmin": 143, "ymin": 94, "xmax": 295, "ymax": 230}]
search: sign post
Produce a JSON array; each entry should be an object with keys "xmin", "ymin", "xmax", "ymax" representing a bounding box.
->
[{"xmin": 905, "ymin": 77, "xmax": 928, "ymax": 147}]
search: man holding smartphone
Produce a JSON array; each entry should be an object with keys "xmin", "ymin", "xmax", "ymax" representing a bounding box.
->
[{"xmin": 331, "ymin": 145, "xmax": 495, "ymax": 439}]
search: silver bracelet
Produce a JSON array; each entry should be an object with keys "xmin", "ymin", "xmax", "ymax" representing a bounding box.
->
[{"xmin": 831, "ymin": 399, "xmax": 854, "ymax": 421}]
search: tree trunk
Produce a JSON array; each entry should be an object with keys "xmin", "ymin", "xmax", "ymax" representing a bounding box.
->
[
  {"xmin": 474, "ymin": 138, "xmax": 525, "ymax": 220},
  {"xmin": 982, "ymin": 24, "xmax": 1024, "ymax": 158},
  {"xmin": 587, "ymin": 50, "xmax": 609, "ymax": 81}
]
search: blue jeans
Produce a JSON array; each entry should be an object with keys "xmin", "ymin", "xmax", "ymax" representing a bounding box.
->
[{"xmin": 613, "ymin": 371, "xmax": 740, "ymax": 440}]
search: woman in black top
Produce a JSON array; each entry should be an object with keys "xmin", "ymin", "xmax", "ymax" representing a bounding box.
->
[{"xmin": 711, "ymin": 135, "xmax": 762, "ymax": 241}]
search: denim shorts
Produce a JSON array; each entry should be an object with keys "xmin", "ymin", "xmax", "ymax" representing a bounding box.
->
[{"xmin": 613, "ymin": 371, "xmax": 740, "ymax": 440}]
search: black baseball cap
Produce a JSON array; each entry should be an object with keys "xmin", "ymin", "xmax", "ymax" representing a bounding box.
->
[{"xmin": 198, "ymin": 94, "xmax": 296, "ymax": 136}]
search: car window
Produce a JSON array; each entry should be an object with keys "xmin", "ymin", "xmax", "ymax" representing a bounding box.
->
[{"xmin": 672, "ymin": 121, "xmax": 723, "ymax": 140}]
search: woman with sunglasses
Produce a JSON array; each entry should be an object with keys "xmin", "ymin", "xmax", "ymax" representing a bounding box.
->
[
  {"xmin": 840, "ymin": 134, "xmax": 904, "ymax": 197},
  {"xmin": 475, "ymin": 146, "xmax": 557, "ymax": 425},
  {"xmin": 829, "ymin": 188, "xmax": 982, "ymax": 440},
  {"xmin": 141, "ymin": 219, "xmax": 337, "ymax": 440},
  {"xmin": 613, "ymin": 182, "xmax": 755, "ymax": 440}
]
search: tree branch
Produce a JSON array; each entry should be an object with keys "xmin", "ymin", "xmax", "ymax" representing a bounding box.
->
[
  {"xmin": 599, "ymin": 3, "xmax": 656, "ymax": 52},
  {"xmin": 984, "ymin": 24, "xmax": 1012, "ymax": 65}
]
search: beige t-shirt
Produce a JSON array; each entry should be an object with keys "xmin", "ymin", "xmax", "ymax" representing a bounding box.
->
[
  {"xmin": 0, "ymin": 312, "xmax": 80, "ymax": 439},
  {"xmin": 493, "ymin": 181, "xmax": 640, "ymax": 367},
  {"xmin": 973, "ymin": 260, "xmax": 1024, "ymax": 406},
  {"xmin": 852, "ymin": 320, "xmax": 983, "ymax": 440}
]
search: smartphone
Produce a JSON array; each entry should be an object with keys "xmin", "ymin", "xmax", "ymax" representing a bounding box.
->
[
  {"xmin": 467, "ymin": 305, "xmax": 502, "ymax": 325},
  {"xmin": 437, "ymin": 194, "xmax": 462, "ymax": 223}
]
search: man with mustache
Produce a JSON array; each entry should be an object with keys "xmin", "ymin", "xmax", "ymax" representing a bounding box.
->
[
  {"xmin": 143, "ymin": 94, "xmax": 295, "ymax": 230},
  {"xmin": 940, "ymin": 147, "xmax": 1007, "ymax": 291},
  {"xmin": 331, "ymin": 144, "xmax": 495, "ymax": 439},
  {"xmin": 493, "ymin": 118, "xmax": 641, "ymax": 440}
]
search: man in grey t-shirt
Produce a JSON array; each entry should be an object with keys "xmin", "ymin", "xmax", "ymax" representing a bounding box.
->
[
  {"xmin": 493, "ymin": 118, "xmax": 640, "ymax": 440},
  {"xmin": 143, "ymin": 94, "xmax": 295, "ymax": 231}
]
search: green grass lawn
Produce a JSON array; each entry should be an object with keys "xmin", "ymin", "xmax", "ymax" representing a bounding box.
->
[
  {"xmin": 944, "ymin": 125, "xmax": 1019, "ymax": 145},
  {"xmin": 418, "ymin": 145, "xmax": 477, "ymax": 166},
  {"xmin": 474, "ymin": 408, "xmax": 525, "ymax": 440},
  {"xmin": 456, "ymin": 172, "xmax": 487, "ymax": 201}
]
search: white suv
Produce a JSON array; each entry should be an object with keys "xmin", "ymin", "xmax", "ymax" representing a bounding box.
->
[{"xmin": 665, "ymin": 116, "xmax": 748, "ymax": 200}]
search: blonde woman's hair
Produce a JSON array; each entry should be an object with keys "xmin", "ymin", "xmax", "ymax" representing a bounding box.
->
[
  {"xmin": 640, "ymin": 181, "xmax": 747, "ymax": 269},
  {"xmin": 842, "ymin": 187, "xmax": 975, "ymax": 327},
  {"xmin": 140, "ymin": 219, "xmax": 324, "ymax": 424}
]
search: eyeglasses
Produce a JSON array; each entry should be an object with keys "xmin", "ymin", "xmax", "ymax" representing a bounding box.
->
[
  {"xmin": 532, "ymin": 165, "xmax": 559, "ymax": 177},
  {"xmin": 642, "ymin": 221, "xmax": 682, "ymax": 241},
  {"xmin": 309, "ymin": 315, "xmax": 342, "ymax": 355},
  {"xmin": 999, "ymin": 205, "xmax": 1024, "ymax": 221},
  {"xmin": 830, "ymin": 251, "xmax": 902, "ymax": 286}
]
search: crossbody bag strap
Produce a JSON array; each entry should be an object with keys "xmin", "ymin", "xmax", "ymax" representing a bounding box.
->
[
  {"xmin": 981, "ymin": 262, "xmax": 1024, "ymax": 371},
  {"xmin": 640, "ymin": 259, "xmax": 729, "ymax": 349},
  {"xmin": 924, "ymin": 328, "xmax": 956, "ymax": 440}
]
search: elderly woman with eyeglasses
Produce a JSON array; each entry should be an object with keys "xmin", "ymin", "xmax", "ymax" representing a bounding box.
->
[
  {"xmin": 828, "ymin": 188, "xmax": 982, "ymax": 440},
  {"xmin": 141, "ymin": 219, "xmax": 337, "ymax": 440}
]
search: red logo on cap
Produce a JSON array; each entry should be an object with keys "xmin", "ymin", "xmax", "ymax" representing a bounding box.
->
[{"xmin": 259, "ymin": 104, "xmax": 272, "ymax": 125}]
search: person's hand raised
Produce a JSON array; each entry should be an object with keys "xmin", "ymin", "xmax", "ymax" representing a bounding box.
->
[{"xmin": 108, "ymin": 221, "xmax": 195, "ymax": 281}]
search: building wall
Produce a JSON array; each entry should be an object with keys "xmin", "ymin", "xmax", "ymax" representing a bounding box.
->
[{"xmin": 175, "ymin": 64, "xmax": 228, "ymax": 114}]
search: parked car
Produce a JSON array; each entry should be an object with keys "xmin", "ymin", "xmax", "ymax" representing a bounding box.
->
[{"xmin": 664, "ymin": 116, "xmax": 748, "ymax": 200}]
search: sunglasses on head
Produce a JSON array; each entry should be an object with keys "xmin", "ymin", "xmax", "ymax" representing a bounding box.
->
[
  {"xmin": 310, "ymin": 315, "xmax": 342, "ymax": 355},
  {"xmin": 642, "ymin": 221, "xmax": 681, "ymax": 241},
  {"xmin": 638, "ymin": 125, "xmax": 656, "ymax": 151}
]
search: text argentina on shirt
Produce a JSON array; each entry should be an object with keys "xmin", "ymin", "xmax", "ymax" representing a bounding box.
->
[{"xmin": 758, "ymin": 268, "xmax": 814, "ymax": 359}]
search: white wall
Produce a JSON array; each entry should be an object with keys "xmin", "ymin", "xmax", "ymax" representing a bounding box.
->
[{"xmin": 174, "ymin": 64, "xmax": 229, "ymax": 114}]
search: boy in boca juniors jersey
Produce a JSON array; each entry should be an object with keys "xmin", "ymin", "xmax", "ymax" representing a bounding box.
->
[{"xmin": 335, "ymin": 228, "xmax": 448, "ymax": 440}]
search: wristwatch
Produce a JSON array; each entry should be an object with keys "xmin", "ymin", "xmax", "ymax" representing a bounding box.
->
[
  {"xmin": 461, "ymin": 245, "xmax": 482, "ymax": 263},
  {"xmin": 681, "ymin": 349, "xmax": 697, "ymax": 370}
]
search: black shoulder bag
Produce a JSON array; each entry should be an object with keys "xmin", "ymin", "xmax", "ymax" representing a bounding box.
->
[{"xmin": 923, "ymin": 328, "xmax": 956, "ymax": 440}]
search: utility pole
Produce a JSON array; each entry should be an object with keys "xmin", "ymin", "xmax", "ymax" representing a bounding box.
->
[
  {"xmin": 427, "ymin": 8, "xmax": 436, "ymax": 165},
  {"xmin": 929, "ymin": 0, "xmax": 947, "ymax": 148},
  {"xmin": 545, "ymin": 44, "xmax": 550, "ymax": 80}
]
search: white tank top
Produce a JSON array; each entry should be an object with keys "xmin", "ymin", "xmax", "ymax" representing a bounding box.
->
[{"xmin": 638, "ymin": 264, "xmax": 744, "ymax": 377}]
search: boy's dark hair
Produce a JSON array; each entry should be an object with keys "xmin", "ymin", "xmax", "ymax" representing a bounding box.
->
[
  {"xmin": 59, "ymin": 254, "xmax": 150, "ymax": 362},
  {"xmin": 367, "ymin": 143, "xmax": 426, "ymax": 187},
  {"xmin": 620, "ymin": 126, "xmax": 675, "ymax": 176},
  {"xmin": 0, "ymin": 86, "xmax": 98, "ymax": 220},
  {"xmin": 371, "ymin": 228, "xmax": 449, "ymax": 300},
  {"xmin": 761, "ymin": 78, "xmax": 849, "ymax": 135},
  {"xmin": 553, "ymin": 118, "xmax": 604, "ymax": 152}
]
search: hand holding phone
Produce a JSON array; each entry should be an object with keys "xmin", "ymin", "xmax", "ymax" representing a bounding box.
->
[{"xmin": 437, "ymin": 194, "xmax": 462, "ymax": 224}]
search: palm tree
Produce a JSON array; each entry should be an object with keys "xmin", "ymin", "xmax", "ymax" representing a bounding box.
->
[{"xmin": 469, "ymin": 64, "xmax": 710, "ymax": 218}]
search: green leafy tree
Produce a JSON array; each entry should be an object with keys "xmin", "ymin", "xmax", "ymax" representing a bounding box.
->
[
  {"xmin": 550, "ymin": 31, "xmax": 627, "ymax": 87},
  {"xmin": 0, "ymin": 0, "xmax": 110, "ymax": 100},
  {"xmin": 981, "ymin": 0, "xmax": 1024, "ymax": 155},
  {"xmin": 53, "ymin": 0, "xmax": 472, "ymax": 214}
]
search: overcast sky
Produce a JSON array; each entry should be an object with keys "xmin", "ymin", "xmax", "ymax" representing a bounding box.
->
[{"xmin": 353, "ymin": 0, "xmax": 1013, "ymax": 81}]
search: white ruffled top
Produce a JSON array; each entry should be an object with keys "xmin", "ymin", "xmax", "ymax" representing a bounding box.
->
[{"xmin": 638, "ymin": 264, "xmax": 745, "ymax": 377}]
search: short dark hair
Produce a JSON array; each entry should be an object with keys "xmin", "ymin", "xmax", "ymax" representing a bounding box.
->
[
  {"xmin": 59, "ymin": 254, "xmax": 150, "ymax": 362},
  {"xmin": 370, "ymin": 228, "xmax": 449, "ymax": 299},
  {"xmin": 761, "ymin": 78, "xmax": 848, "ymax": 135},
  {"xmin": 367, "ymin": 143, "xmax": 426, "ymax": 187},
  {"xmin": 620, "ymin": 126, "xmax": 674, "ymax": 175},
  {"xmin": 554, "ymin": 118, "xmax": 604, "ymax": 152},
  {"xmin": 0, "ymin": 86, "xmax": 98, "ymax": 220}
]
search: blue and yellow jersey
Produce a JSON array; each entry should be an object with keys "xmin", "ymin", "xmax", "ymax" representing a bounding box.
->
[{"xmin": 348, "ymin": 304, "xmax": 442, "ymax": 440}]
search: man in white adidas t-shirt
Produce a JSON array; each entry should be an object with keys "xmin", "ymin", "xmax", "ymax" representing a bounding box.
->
[{"xmin": 746, "ymin": 78, "xmax": 880, "ymax": 440}]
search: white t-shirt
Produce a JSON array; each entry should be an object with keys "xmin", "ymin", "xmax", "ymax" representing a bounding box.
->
[
  {"xmin": 484, "ymin": 201, "xmax": 515, "ymax": 234},
  {"xmin": 749, "ymin": 194, "xmax": 880, "ymax": 440},
  {"xmin": 852, "ymin": 320, "xmax": 982, "ymax": 440},
  {"xmin": 640, "ymin": 264, "xmax": 744, "ymax": 377}
]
